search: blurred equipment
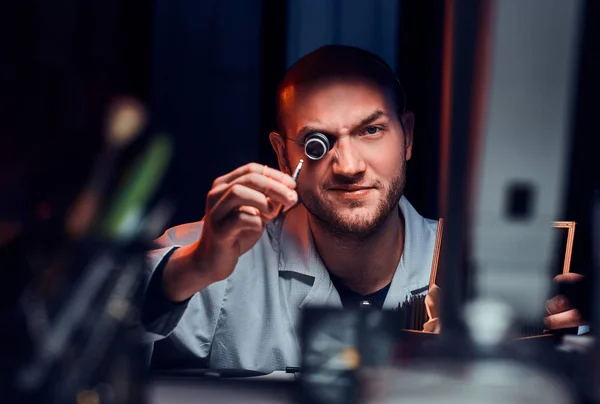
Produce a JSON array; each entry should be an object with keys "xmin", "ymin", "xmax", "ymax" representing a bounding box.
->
[
  {"xmin": 591, "ymin": 190, "xmax": 600, "ymax": 400},
  {"xmin": 66, "ymin": 97, "xmax": 148, "ymax": 239},
  {"xmin": 2, "ymin": 96, "xmax": 174, "ymax": 403},
  {"xmin": 466, "ymin": 0, "xmax": 581, "ymax": 327},
  {"xmin": 396, "ymin": 294, "xmax": 427, "ymax": 331},
  {"xmin": 365, "ymin": 0, "xmax": 594, "ymax": 403}
]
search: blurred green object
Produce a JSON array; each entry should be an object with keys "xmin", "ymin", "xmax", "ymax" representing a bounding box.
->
[{"xmin": 101, "ymin": 135, "xmax": 173, "ymax": 239}]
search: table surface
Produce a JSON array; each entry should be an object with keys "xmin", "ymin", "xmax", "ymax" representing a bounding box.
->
[{"xmin": 146, "ymin": 371, "xmax": 297, "ymax": 404}]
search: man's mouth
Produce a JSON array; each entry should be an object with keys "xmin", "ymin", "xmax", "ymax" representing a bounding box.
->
[
  {"xmin": 328, "ymin": 185, "xmax": 374, "ymax": 199},
  {"xmin": 328, "ymin": 184, "xmax": 374, "ymax": 191}
]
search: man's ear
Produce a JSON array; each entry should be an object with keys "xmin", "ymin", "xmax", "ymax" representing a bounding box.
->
[
  {"xmin": 269, "ymin": 131, "xmax": 292, "ymax": 175},
  {"xmin": 401, "ymin": 111, "xmax": 414, "ymax": 161}
]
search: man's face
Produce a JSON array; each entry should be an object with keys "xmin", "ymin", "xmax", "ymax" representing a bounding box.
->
[{"xmin": 276, "ymin": 78, "xmax": 413, "ymax": 238}]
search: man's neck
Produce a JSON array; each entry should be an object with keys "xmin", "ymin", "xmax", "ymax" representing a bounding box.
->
[{"xmin": 310, "ymin": 209, "xmax": 405, "ymax": 295}]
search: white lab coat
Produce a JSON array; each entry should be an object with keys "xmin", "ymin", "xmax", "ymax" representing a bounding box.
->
[{"xmin": 142, "ymin": 196, "xmax": 438, "ymax": 372}]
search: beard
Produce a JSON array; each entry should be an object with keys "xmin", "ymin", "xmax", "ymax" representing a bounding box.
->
[{"xmin": 301, "ymin": 167, "xmax": 406, "ymax": 241}]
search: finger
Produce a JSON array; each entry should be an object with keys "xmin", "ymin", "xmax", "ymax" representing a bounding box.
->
[
  {"xmin": 553, "ymin": 272, "xmax": 584, "ymax": 283},
  {"xmin": 214, "ymin": 163, "xmax": 296, "ymax": 189},
  {"xmin": 423, "ymin": 318, "xmax": 441, "ymax": 333},
  {"xmin": 206, "ymin": 182, "xmax": 231, "ymax": 210},
  {"xmin": 238, "ymin": 205, "xmax": 261, "ymax": 216},
  {"xmin": 230, "ymin": 172, "xmax": 298, "ymax": 208},
  {"xmin": 545, "ymin": 294, "xmax": 572, "ymax": 315},
  {"xmin": 269, "ymin": 197, "xmax": 300, "ymax": 219},
  {"xmin": 208, "ymin": 175, "xmax": 297, "ymax": 216},
  {"xmin": 217, "ymin": 209, "xmax": 264, "ymax": 239},
  {"xmin": 211, "ymin": 184, "xmax": 271, "ymax": 223},
  {"xmin": 259, "ymin": 203, "xmax": 282, "ymax": 224},
  {"xmin": 282, "ymin": 200, "xmax": 300, "ymax": 214},
  {"xmin": 259, "ymin": 198, "xmax": 294, "ymax": 225},
  {"xmin": 544, "ymin": 309, "xmax": 584, "ymax": 330},
  {"xmin": 425, "ymin": 284, "xmax": 441, "ymax": 320}
]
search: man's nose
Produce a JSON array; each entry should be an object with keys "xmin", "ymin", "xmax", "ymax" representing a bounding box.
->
[{"xmin": 331, "ymin": 137, "xmax": 366, "ymax": 177}]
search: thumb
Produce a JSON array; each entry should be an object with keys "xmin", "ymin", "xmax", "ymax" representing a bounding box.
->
[
  {"xmin": 425, "ymin": 284, "xmax": 441, "ymax": 320},
  {"xmin": 423, "ymin": 318, "xmax": 441, "ymax": 333}
]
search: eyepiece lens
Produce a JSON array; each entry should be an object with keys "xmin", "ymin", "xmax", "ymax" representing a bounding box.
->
[
  {"xmin": 305, "ymin": 138, "xmax": 327, "ymax": 160},
  {"xmin": 304, "ymin": 133, "xmax": 331, "ymax": 160}
]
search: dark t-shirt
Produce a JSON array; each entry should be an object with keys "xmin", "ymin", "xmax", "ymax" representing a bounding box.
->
[{"xmin": 328, "ymin": 272, "xmax": 391, "ymax": 309}]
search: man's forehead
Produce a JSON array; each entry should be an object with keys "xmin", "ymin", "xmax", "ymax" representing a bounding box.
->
[
  {"xmin": 282, "ymin": 76, "xmax": 390, "ymax": 102},
  {"xmin": 280, "ymin": 79, "xmax": 395, "ymax": 132}
]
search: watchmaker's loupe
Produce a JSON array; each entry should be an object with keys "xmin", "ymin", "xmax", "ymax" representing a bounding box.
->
[{"xmin": 304, "ymin": 132, "xmax": 331, "ymax": 161}]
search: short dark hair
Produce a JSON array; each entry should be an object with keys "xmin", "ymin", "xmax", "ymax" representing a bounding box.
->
[{"xmin": 276, "ymin": 45, "xmax": 406, "ymax": 135}]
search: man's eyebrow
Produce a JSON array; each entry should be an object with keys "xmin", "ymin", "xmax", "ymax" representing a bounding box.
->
[
  {"xmin": 295, "ymin": 110, "xmax": 387, "ymax": 138},
  {"xmin": 296, "ymin": 125, "xmax": 321, "ymax": 139},
  {"xmin": 355, "ymin": 110, "xmax": 386, "ymax": 128}
]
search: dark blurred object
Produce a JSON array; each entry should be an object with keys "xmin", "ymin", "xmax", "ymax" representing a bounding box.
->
[
  {"xmin": 299, "ymin": 306, "xmax": 596, "ymax": 404},
  {"xmin": 591, "ymin": 190, "xmax": 600, "ymax": 400},
  {"xmin": 3, "ymin": 132, "xmax": 173, "ymax": 403},
  {"xmin": 389, "ymin": 0, "xmax": 592, "ymax": 403},
  {"xmin": 300, "ymin": 308, "xmax": 426, "ymax": 404},
  {"xmin": 554, "ymin": 275, "xmax": 592, "ymax": 327},
  {"xmin": 0, "ymin": 0, "xmax": 152, "ymax": 229},
  {"xmin": 396, "ymin": 294, "xmax": 427, "ymax": 331},
  {"xmin": 148, "ymin": 376, "xmax": 297, "ymax": 404},
  {"xmin": 0, "ymin": 0, "xmax": 157, "ymax": 401},
  {"xmin": 300, "ymin": 309, "xmax": 369, "ymax": 404},
  {"xmin": 15, "ymin": 238, "xmax": 151, "ymax": 404},
  {"xmin": 65, "ymin": 96, "xmax": 147, "ymax": 239}
]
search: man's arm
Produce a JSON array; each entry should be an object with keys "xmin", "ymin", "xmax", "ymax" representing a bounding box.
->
[
  {"xmin": 157, "ymin": 163, "xmax": 298, "ymax": 304},
  {"xmin": 141, "ymin": 162, "xmax": 297, "ymax": 343},
  {"xmin": 159, "ymin": 242, "xmax": 218, "ymax": 302},
  {"xmin": 141, "ymin": 221, "xmax": 227, "ymax": 341}
]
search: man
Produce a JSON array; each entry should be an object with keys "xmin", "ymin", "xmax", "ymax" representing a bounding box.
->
[{"xmin": 141, "ymin": 45, "xmax": 583, "ymax": 372}]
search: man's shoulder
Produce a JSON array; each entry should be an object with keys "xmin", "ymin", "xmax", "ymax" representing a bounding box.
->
[
  {"xmin": 424, "ymin": 217, "xmax": 439, "ymax": 224},
  {"xmin": 412, "ymin": 215, "xmax": 440, "ymax": 252},
  {"xmin": 422, "ymin": 217, "xmax": 440, "ymax": 232},
  {"xmin": 400, "ymin": 197, "xmax": 439, "ymax": 234}
]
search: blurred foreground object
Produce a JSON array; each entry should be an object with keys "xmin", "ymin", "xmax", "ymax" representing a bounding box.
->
[
  {"xmin": 0, "ymin": 91, "xmax": 173, "ymax": 402},
  {"xmin": 19, "ymin": 133, "xmax": 172, "ymax": 403},
  {"xmin": 66, "ymin": 97, "xmax": 148, "ymax": 239}
]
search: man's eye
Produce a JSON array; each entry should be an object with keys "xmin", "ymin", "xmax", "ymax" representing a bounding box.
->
[{"xmin": 364, "ymin": 126, "xmax": 380, "ymax": 135}]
